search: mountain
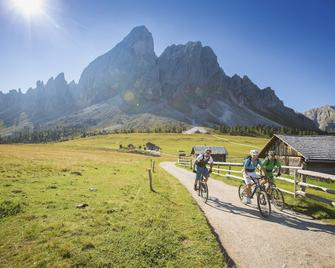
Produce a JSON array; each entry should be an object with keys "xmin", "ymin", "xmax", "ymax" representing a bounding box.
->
[
  {"xmin": 304, "ymin": 105, "xmax": 335, "ymax": 132},
  {"xmin": 0, "ymin": 25, "xmax": 318, "ymax": 136}
]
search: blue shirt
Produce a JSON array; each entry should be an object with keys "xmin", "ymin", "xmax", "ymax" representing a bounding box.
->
[{"xmin": 243, "ymin": 158, "xmax": 261, "ymax": 172}]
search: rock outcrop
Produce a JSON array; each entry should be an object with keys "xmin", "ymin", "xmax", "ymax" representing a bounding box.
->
[{"xmin": 304, "ymin": 105, "xmax": 335, "ymax": 132}]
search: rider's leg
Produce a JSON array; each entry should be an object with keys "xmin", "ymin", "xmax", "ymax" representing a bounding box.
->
[
  {"xmin": 243, "ymin": 176, "xmax": 253, "ymax": 204},
  {"xmin": 194, "ymin": 167, "xmax": 203, "ymax": 190},
  {"xmin": 266, "ymin": 176, "xmax": 274, "ymax": 193},
  {"xmin": 203, "ymin": 168, "xmax": 209, "ymax": 182}
]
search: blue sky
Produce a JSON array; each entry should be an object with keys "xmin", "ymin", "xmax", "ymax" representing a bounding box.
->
[{"xmin": 0, "ymin": 0, "xmax": 334, "ymax": 112}]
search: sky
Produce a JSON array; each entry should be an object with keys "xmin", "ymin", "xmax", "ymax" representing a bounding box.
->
[{"xmin": 0, "ymin": 0, "xmax": 334, "ymax": 112}]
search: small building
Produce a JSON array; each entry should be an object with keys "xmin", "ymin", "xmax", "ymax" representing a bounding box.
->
[
  {"xmin": 191, "ymin": 146, "xmax": 228, "ymax": 162},
  {"xmin": 259, "ymin": 134, "xmax": 335, "ymax": 174},
  {"xmin": 146, "ymin": 142, "xmax": 160, "ymax": 151},
  {"xmin": 127, "ymin": 144, "xmax": 135, "ymax": 150}
]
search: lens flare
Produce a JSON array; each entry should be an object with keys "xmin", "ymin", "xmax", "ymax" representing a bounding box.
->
[{"xmin": 11, "ymin": 0, "xmax": 44, "ymax": 16}]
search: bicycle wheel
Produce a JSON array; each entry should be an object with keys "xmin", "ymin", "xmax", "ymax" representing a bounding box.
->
[
  {"xmin": 238, "ymin": 183, "xmax": 247, "ymax": 202},
  {"xmin": 257, "ymin": 190, "xmax": 271, "ymax": 218},
  {"xmin": 199, "ymin": 181, "xmax": 208, "ymax": 203},
  {"xmin": 270, "ymin": 187, "xmax": 285, "ymax": 211}
]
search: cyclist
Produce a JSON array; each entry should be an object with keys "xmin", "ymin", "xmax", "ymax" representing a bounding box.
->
[
  {"xmin": 242, "ymin": 149, "xmax": 262, "ymax": 204},
  {"xmin": 261, "ymin": 150, "xmax": 282, "ymax": 191},
  {"xmin": 193, "ymin": 148, "xmax": 213, "ymax": 191}
]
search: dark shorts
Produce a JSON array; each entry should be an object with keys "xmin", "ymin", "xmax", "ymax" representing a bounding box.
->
[{"xmin": 196, "ymin": 166, "xmax": 209, "ymax": 180}]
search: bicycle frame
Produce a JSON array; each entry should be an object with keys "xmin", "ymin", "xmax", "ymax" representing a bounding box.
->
[{"xmin": 248, "ymin": 177, "xmax": 266, "ymax": 198}]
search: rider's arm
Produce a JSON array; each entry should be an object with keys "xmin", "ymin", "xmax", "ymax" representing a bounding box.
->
[
  {"xmin": 242, "ymin": 167, "xmax": 249, "ymax": 178},
  {"xmin": 208, "ymin": 156, "xmax": 214, "ymax": 172},
  {"xmin": 193, "ymin": 154, "xmax": 201, "ymax": 172}
]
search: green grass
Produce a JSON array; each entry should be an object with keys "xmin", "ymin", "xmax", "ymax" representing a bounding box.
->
[
  {"xmin": 69, "ymin": 133, "xmax": 335, "ymax": 223},
  {"xmin": 0, "ymin": 141, "xmax": 226, "ymax": 267},
  {"xmin": 1, "ymin": 132, "xmax": 334, "ymax": 267}
]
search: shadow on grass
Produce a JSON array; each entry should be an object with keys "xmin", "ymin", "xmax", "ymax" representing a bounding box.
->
[
  {"xmin": 206, "ymin": 196, "xmax": 335, "ymax": 235},
  {"xmin": 152, "ymin": 190, "xmax": 178, "ymax": 206}
]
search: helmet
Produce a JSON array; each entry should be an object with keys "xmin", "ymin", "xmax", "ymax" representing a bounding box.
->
[
  {"xmin": 268, "ymin": 150, "xmax": 276, "ymax": 156},
  {"xmin": 205, "ymin": 148, "xmax": 212, "ymax": 154},
  {"xmin": 250, "ymin": 149, "xmax": 259, "ymax": 156}
]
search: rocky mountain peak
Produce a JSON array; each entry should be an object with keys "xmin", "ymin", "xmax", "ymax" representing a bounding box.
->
[
  {"xmin": 304, "ymin": 105, "xmax": 335, "ymax": 132},
  {"xmin": 121, "ymin": 25, "xmax": 155, "ymax": 57}
]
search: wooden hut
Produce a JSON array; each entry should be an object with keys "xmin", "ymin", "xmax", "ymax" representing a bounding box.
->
[
  {"xmin": 259, "ymin": 135, "xmax": 335, "ymax": 174},
  {"xmin": 127, "ymin": 144, "xmax": 135, "ymax": 150},
  {"xmin": 146, "ymin": 142, "xmax": 160, "ymax": 151},
  {"xmin": 191, "ymin": 146, "xmax": 227, "ymax": 162}
]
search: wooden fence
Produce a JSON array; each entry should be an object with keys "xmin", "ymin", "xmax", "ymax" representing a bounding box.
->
[{"xmin": 177, "ymin": 156, "xmax": 335, "ymax": 207}]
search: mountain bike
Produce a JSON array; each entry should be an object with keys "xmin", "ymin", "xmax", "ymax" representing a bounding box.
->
[
  {"xmin": 261, "ymin": 176, "xmax": 285, "ymax": 211},
  {"xmin": 197, "ymin": 175, "xmax": 209, "ymax": 203},
  {"xmin": 238, "ymin": 176, "xmax": 271, "ymax": 218}
]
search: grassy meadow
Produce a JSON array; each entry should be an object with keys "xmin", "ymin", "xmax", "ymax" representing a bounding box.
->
[
  {"xmin": 1, "ymin": 133, "xmax": 334, "ymax": 267},
  {"xmin": 0, "ymin": 134, "xmax": 231, "ymax": 268}
]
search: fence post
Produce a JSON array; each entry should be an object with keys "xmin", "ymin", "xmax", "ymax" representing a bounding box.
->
[
  {"xmin": 228, "ymin": 164, "xmax": 231, "ymax": 176},
  {"xmin": 152, "ymin": 160, "xmax": 155, "ymax": 173},
  {"xmin": 217, "ymin": 164, "xmax": 220, "ymax": 175},
  {"xmin": 293, "ymin": 169, "xmax": 297, "ymax": 198},
  {"xmin": 147, "ymin": 168, "xmax": 153, "ymax": 192},
  {"xmin": 301, "ymin": 174, "xmax": 306, "ymax": 193},
  {"xmin": 190, "ymin": 159, "xmax": 193, "ymax": 170}
]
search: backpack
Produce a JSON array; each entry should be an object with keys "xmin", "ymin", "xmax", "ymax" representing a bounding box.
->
[
  {"xmin": 197, "ymin": 153, "xmax": 210, "ymax": 167},
  {"xmin": 243, "ymin": 155, "xmax": 260, "ymax": 167}
]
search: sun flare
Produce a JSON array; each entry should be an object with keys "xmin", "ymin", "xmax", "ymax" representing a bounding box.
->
[{"xmin": 11, "ymin": 0, "xmax": 44, "ymax": 16}]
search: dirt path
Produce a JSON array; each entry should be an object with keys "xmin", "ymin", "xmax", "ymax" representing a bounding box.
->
[{"xmin": 160, "ymin": 162, "xmax": 335, "ymax": 268}]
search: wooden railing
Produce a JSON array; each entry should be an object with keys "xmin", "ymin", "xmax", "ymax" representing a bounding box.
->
[{"xmin": 177, "ymin": 156, "xmax": 335, "ymax": 207}]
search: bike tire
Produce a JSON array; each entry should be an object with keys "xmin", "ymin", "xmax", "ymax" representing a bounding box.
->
[
  {"xmin": 271, "ymin": 187, "xmax": 285, "ymax": 211},
  {"xmin": 238, "ymin": 183, "xmax": 246, "ymax": 202},
  {"xmin": 257, "ymin": 190, "xmax": 271, "ymax": 218},
  {"xmin": 199, "ymin": 182, "xmax": 209, "ymax": 203}
]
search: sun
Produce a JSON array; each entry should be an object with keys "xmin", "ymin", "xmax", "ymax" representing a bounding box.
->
[{"xmin": 11, "ymin": 0, "xmax": 44, "ymax": 17}]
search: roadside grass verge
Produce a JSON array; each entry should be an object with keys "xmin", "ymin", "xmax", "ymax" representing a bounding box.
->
[{"xmin": 0, "ymin": 144, "xmax": 226, "ymax": 267}]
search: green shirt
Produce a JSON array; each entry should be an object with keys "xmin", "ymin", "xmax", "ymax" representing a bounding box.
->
[{"xmin": 262, "ymin": 158, "xmax": 281, "ymax": 176}]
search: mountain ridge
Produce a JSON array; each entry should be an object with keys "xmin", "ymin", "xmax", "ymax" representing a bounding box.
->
[{"xmin": 0, "ymin": 25, "xmax": 318, "ymax": 135}]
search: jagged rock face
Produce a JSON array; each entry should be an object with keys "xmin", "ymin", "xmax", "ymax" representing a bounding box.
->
[
  {"xmin": 0, "ymin": 73, "xmax": 75, "ymax": 127},
  {"xmin": 0, "ymin": 25, "xmax": 319, "ymax": 134},
  {"xmin": 304, "ymin": 105, "xmax": 335, "ymax": 132},
  {"xmin": 158, "ymin": 42, "xmax": 223, "ymax": 98},
  {"xmin": 78, "ymin": 25, "xmax": 161, "ymax": 105}
]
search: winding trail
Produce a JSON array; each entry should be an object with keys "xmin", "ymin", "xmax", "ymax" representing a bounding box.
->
[{"xmin": 161, "ymin": 162, "xmax": 335, "ymax": 268}]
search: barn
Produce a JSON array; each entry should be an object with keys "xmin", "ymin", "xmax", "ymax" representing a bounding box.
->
[
  {"xmin": 259, "ymin": 135, "xmax": 335, "ymax": 174},
  {"xmin": 146, "ymin": 142, "xmax": 160, "ymax": 151},
  {"xmin": 191, "ymin": 146, "xmax": 228, "ymax": 162}
]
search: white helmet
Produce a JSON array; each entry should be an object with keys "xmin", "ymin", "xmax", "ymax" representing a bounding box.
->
[{"xmin": 250, "ymin": 149, "xmax": 259, "ymax": 156}]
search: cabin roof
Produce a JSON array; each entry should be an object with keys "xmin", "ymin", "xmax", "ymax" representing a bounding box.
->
[
  {"xmin": 260, "ymin": 135, "xmax": 335, "ymax": 161},
  {"xmin": 191, "ymin": 145, "xmax": 228, "ymax": 155}
]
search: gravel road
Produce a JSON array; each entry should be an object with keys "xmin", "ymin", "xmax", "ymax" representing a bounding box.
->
[{"xmin": 161, "ymin": 162, "xmax": 335, "ymax": 268}]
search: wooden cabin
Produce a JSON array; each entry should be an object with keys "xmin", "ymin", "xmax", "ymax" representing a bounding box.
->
[
  {"xmin": 146, "ymin": 142, "xmax": 160, "ymax": 151},
  {"xmin": 259, "ymin": 135, "xmax": 335, "ymax": 174},
  {"xmin": 191, "ymin": 146, "xmax": 228, "ymax": 162},
  {"xmin": 127, "ymin": 144, "xmax": 135, "ymax": 150}
]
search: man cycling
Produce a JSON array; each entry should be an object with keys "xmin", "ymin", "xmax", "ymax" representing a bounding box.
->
[
  {"xmin": 193, "ymin": 148, "xmax": 213, "ymax": 191},
  {"xmin": 242, "ymin": 149, "xmax": 262, "ymax": 204},
  {"xmin": 261, "ymin": 150, "xmax": 281, "ymax": 191}
]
